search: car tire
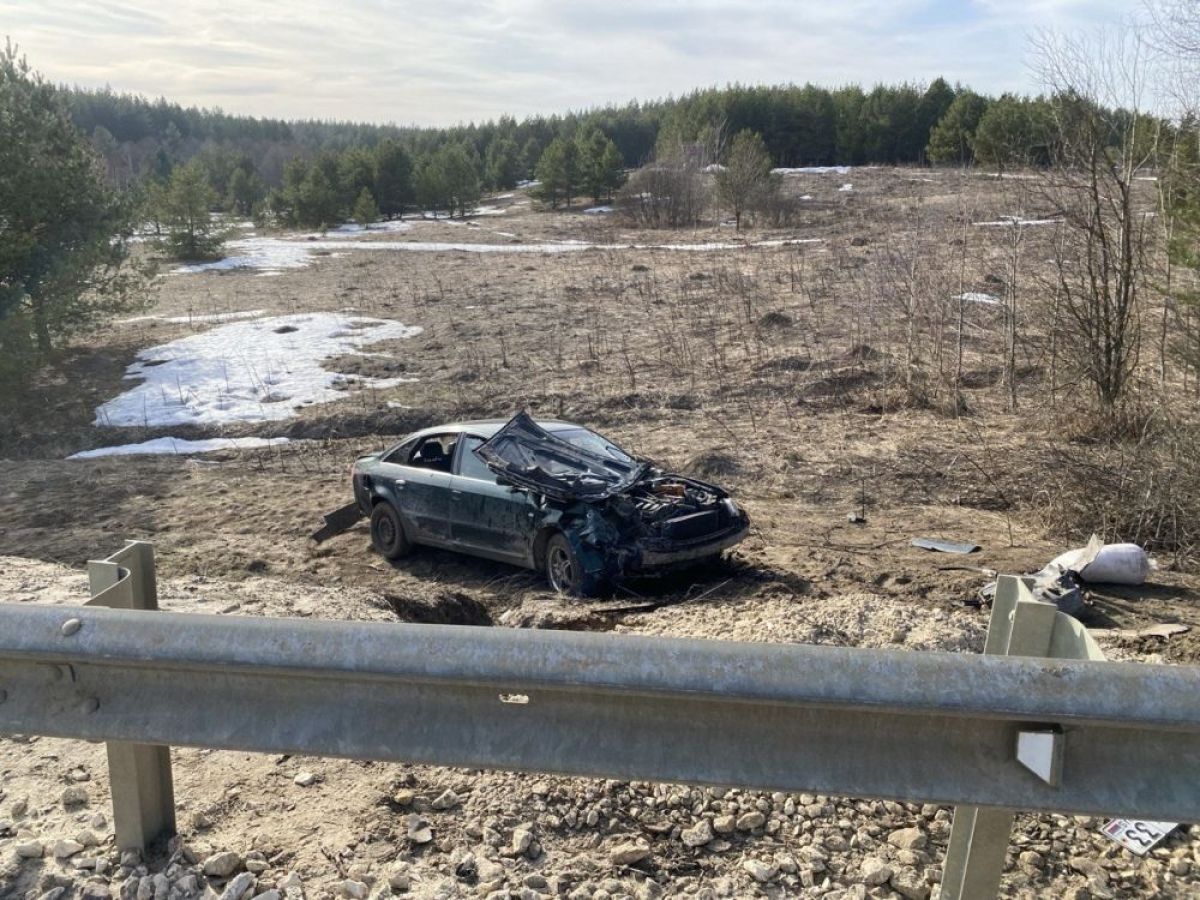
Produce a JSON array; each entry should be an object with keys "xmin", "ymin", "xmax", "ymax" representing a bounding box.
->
[
  {"xmin": 545, "ymin": 532, "xmax": 599, "ymax": 597},
  {"xmin": 370, "ymin": 502, "xmax": 412, "ymax": 560}
]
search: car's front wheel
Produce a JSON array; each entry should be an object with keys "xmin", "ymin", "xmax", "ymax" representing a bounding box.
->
[
  {"xmin": 545, "ymin": 532, "xmax": 603, "ymax": 597},
  {"xmin": 370, "ymin": 501, "xmax": 412, "ymax": 560}
]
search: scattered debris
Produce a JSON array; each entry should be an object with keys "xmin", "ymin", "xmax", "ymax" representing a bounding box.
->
[
  {"xmin": 1049, "ymin": 535, "xmax": 1156, "ymax": 585},
  {"xmin": 911, "ymin": 537, "xmax": 980, "ymax": 554}
]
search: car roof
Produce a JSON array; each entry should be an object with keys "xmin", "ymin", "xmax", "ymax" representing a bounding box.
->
[{"xmin": 401, "ymin": 419, "xmax": 580, "ymax": 442}]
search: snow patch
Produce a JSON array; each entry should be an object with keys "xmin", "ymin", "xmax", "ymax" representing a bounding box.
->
[
  {"xmin": 584, "ymin": 205, "xmax": 614, "ymax": 214},
  {"xmin": 973, "ymin": 216, "xmax": 1059, "ymax": 227},
  {"xmin": 94, "ymin": 313, "xmax": 423, "ymax": 428},
  {"xmin": 69, "ymin": 436, "xmax": 290, "ymax": 460},
  {"xmin": 954, "ymin": 292, "xmax": 1002, "ymax": 306},
  {"xmin": 773, "ymin": 166, "xmax": 851, "ymax": 175},
  {"xmin": 838, "ymin": 183, "xmax": 854, "ymax": 192},
  {"xmin": 120, "ymin": 309, "xmax": 267, "ymax": 325}
]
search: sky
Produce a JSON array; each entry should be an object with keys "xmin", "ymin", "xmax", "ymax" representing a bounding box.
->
[{"xmin": 0, "ymin": 0, "xmax": 1132, "ymax": 126}]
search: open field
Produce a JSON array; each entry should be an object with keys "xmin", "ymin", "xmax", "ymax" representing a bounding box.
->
[{"xmin": 1, "ymin": 169, "xmax": 1198, "ymax": 899}]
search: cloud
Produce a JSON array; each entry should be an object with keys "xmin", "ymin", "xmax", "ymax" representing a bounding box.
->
[{"xmin": 0, "ymin": 0, "xmax": 1132, "ymax": 124}]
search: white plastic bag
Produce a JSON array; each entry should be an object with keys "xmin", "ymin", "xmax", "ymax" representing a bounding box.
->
[{"xmin": 1050, "ymin": 534, "xmax": 1155, "ymax": 585}]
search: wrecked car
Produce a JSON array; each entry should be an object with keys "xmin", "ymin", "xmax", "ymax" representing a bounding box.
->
[{"xmin": 318, "ymin": 412, "xmax": 750, "ymax": 595}]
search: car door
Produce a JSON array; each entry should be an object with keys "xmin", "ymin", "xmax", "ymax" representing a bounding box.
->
[
  {"xmin": 380, "ymin": 434, "xmax": 454, "ymax": 544},
  {"xmin": 448, "ymin": 435, "xmax": 538, "ymax": 564}
]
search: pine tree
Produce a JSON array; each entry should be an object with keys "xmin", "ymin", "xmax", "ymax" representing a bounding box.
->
[
  {"xmin": 352, "ymin": 187, "xmax": 380, "ymax": 225},
  {"xmin": 485, "ymin": 137, "xmax": 521, "ymax": 190},
  {"xmin": 161, "ymin": 160, "xmax": 224, "ymax": 260},
  {"xmin": 535, "ymin": 137, "xmax": 579, "ymax": 208},
  {"xmin": 227, "ymin": 164, "xmax": 264, "ymax": 217},
  {"xmin": 0, "ymin": 42, "xmax": 146, "ymax": 371},
  {"xmin": 374, "ymin": 139, "xmax": 413, "ymax": 218},
  {"xmin": 926, "ymin": 91, "xmax": 990, "ymax": 165}
]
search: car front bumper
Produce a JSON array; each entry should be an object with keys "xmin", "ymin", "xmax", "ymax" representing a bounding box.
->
[{"xmin": 633, "ymin": 521, "xmax": 751, "ymax": 570}]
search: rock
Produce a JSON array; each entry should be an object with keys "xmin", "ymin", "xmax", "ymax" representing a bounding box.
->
[
  {"xmin": 1061, "ymin": 889, "xmax": 1091, "ymax": 900},
  {"xmin": 680, "ymin": 819, "xmax": 714, "ymax": 848},
  {"xmin": 610, "ymin": 843, "xmax": 650, "ymax": 866},
  {"xmin": 202, "ymin": 852, "xmax": 243, "ymax": 878},
  {"xmin": 251, "ymin": 892, "xmax": 281, "ymax": 900},
  {"xmin": 90, "ymin": 813, "xmax": 107, "ymax": 831},
  {"xmin": 741, "ymin": 859, "xmax": 778, "ymax": 883},
  {"xmin": 712, "ymin": 815, "xmax": 736, "ymax": 834},
  {"xmin": 278, "ymin": 873, "xmax": 304, "ymax": 900},
  {"xmin": 53, "ymin": 840, "xmax": 85, "ymax": 859},
  {"xmin": 391, "ymin": 789, "xmax": 414, "ymax": 807},
  {"xmin": 153, "ymin": 873, "xmax": 169, "ymax": 900},
  {"xmin": 137, "ymin": 876, "xmax": 154, "ymax": 900},
  {"xmin": 220, "ymin": 873, "xmax": 257, "ymax": 900},
  {"xmin": 1170, "ymin": 858, "xmax": 1191, "ymax": 877},
  {"xmin": 292, "ymin": 772, "xmax": 317, "ymax": 787},
  {"xmin": 16, "ymin": 840, "xmax": 44, "ymax": 858},
  {"xmin": 386, "ymin": 866, "xmax": 410, "ymax": 894},
  {"xmin": 888, "ymin": 867, "xmax": 929, "ymax": 900},
  {"xmin": 36, "ymin": 888, "xmax": 66, "ymax": 900},
  {"xmin": 405, "ymin": 815, "xmax": 433, "ymax": 845},
  {"xmin": 430, "ymin": 789, "xmax": 460, "ymax": 811},
  {"xmin": 76, "ymin": 830, "xmax": 100, "ymax": 848},
  {"xmin": 511, "ymin": 826, "xmax": 534, "ymax": 855},
  {"xmin": 887, "ymin": 827, "xmax": 927, "ymax": 851},
  {"xmin": 522, "ymin": 874, "xmax": 547, "ymax": 890},
  {"xmin": 859, "ymin": 857, "xmax": 892, "ymax": 886},
  {"xmin": 245, "ymin": 858, "xmax": 270, "ymax": 874},
  {"xmin": 735, "ymin": 812, "xmax": 765, "ymax": 831},
  {"xmin": 1018, "ymin": 850, "xmax": 1044, "ymax": 871},
  {"xmin": 337, "ymin": 881, "xmax": 367, "ymax": 900},
  {"xmin": 61, "ymin": 786, "xmax": 89, "ymax": 808}
]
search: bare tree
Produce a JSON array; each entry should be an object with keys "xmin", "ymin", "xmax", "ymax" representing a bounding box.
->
[{"xmin": 1033, "ymin": 30, "xmax": 1160, "ymax": 408}]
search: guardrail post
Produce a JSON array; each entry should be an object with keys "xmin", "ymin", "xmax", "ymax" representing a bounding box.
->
[
  {"xmin": 86, "ymin": 541, "xmax": 177, "ymax": 851},
  {"xmin": 940, "ymin": 576, "xmax": 1056, "ymax": 899}
]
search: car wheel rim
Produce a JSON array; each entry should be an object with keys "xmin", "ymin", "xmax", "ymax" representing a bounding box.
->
[
  {"xmin": 377, "ymin": 516, "xmax": 395, "ymax": 550},
  {"xmin": 548, "ymin": 545, "xmax": 573, "ymax": 592}
]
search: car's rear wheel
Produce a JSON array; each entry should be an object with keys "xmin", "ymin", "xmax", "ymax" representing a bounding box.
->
[
  {"xmin": 370, "ymin": 502, "xmax": 412, "ymax": 560},
  {"xmin": 545, "ymin": 533, "xmax": 593, "ymax": 596}
]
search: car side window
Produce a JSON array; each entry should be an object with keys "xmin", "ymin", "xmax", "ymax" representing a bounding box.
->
[
  {"xmin": 382, "ymin": 438, "xmax": 416, "ymax": 464},
  {"xmin": 408, "ymin": 434, "xmax": 458, "ymax": 473},
  {"xmin": 455, "ymin": 436, "xmax": 497, "ymax": 482}
]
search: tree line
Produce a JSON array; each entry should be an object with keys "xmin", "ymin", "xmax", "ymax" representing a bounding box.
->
[{"xmin": 71, "ymin": 75, "xmax": 1152, "ymax": 240}]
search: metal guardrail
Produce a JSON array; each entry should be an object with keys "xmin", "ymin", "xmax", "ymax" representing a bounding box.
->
[{"xmin": 0, "ymin": 542, "xmax": 1197, "ymax": 899}]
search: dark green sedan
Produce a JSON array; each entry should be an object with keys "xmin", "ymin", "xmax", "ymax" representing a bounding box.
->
[{"xmin": 337, "ymin": 412, "xmax": 750, "ymax": 596}]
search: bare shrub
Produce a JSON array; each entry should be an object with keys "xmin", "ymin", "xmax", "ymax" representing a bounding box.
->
[
  {"xmin": 616, "ymin": 145, "xmax": 710, "ymax": 228},
  {"xmin": 1037, "ymin": 413, "xmax": 1200, "ymax": 564}
]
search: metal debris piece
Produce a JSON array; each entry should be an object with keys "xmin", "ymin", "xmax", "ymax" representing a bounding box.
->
[
  {"xmin": 310, "ymin": 503, "xmax": 364, "ymax": 543},
  {"xmin": 911, "ymin": 537, "xmax": 980, "ymax": 554}
]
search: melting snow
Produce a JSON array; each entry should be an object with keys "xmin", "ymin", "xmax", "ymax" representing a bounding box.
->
[
  {"xmin": 774, "ymin": 166, "xmax": 851, "ymax": 175},
  {"xmin": 973, "ymin": 216, "xmax": 1059, "ymax": 227},
  {"xmin": 94, "ymin": 313, "xmax": 423, "ymax": 428},
  {"xmin": 121, "ymin": 309, "xmax": 267, "ymax": 325},
  {"xmin": 954, "ymin": 292, "xmax": 1002, "ymax": 305},
  {"xmin": 584, "ymin": 206, "xmax": 614, "ymax": 214},
  {"xmin": 174, "ymin": 235, "xmax": 825, "ymax": 273},
  {"xmin": 838, "ymin": 183, "xmax": 854, "ymax": 192},
  {"xmin": 175, "ymin": 237, "xmax": 313, "ymax": 274},
  {"xmin": 69, "ymin": 437, "xmax": 290, "ymax": 460}
]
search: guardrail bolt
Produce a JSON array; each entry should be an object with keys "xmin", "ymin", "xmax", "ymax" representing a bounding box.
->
[{"xmin": 61, "ymin": 618, "xmax": 83, "ymax": 637}]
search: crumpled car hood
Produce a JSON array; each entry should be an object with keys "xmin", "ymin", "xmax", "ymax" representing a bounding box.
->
[{"xmin": 474, "ymin": 412, "xmax": 647, "ymax": 502}]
